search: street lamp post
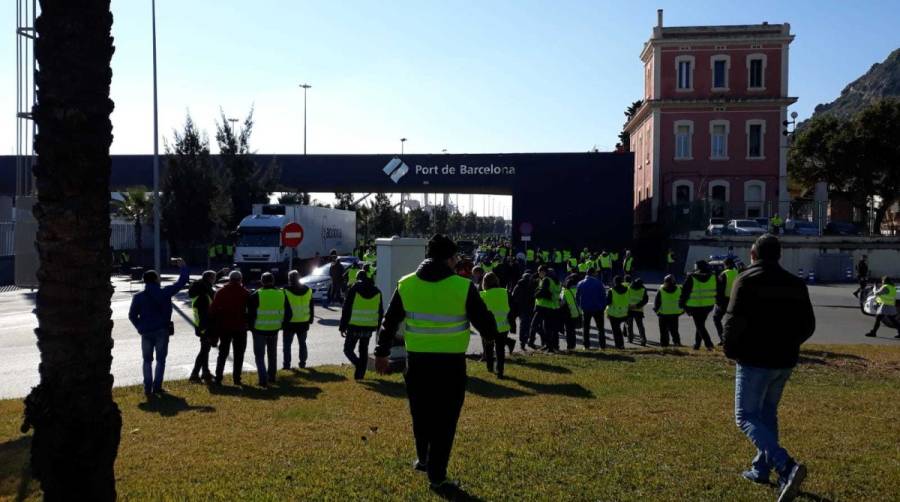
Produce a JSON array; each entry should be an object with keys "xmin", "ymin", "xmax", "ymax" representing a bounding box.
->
[
  {"xmin": 299, "ymin": 83, "xmax": 311, "ymax": 154},
  {"xmin": 228, "ymin": 117, "xmax": 239, "ymax": 135},
  {"xmin": 400, "ymin": 137, "xmax": 407, "ymax": 155},
  {"xmin": 151, "ymin": 0, "xmax": 161, "ymax": 272}
]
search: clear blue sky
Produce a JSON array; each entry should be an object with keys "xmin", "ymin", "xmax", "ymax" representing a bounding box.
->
[{"xmin": 2, "ymin": 0, "xmax": 898, "ymax": 157}]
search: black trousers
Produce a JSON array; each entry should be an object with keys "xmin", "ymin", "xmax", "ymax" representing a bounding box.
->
[
  {"xmin": 483, "ymin": 333, "xmax": 510, "ymax": 376},
  {"xmin": 529, "ymin": 307, "xmax": 558, "ymax": 349},
  {"xmin": 688, "ymin": 307, "xmax": 715, "ymax": 349},
  {"xmin": 216, "ymin": 329, "xmax": 248, "ymax": 383},
  {"xmin": 658, "ymin": 315, "xmax": 681, "ymax": 347},
  {"xmin": 607, "ymin": 316, "xmax": 626, "ymax": 349},
  {"xmin": 872, "ymin": 314, "xmax": 900, "ymax": 337},
  {"xmin": 712, "ymin": 304, "xmax": 727, "ymax": 342},
  {"xmin": 343, "ymin": 329, "xmax": 372, "ymax": 379},
  {"xmin": 626, "ymin": 312, "xmax": 647, "ymax": 345},
  {"xmin": 405, "ymin": 353, "xmax": 467, "ymax": 484},
  {"xmin": 582, "ymin": 310, "xmax": 605, "ymax": 349},
  {"xmin": 562, "ymin": 315, "xmax": 577, "ymax": 350},
  {"xmin": 191, "ymin": 331, "xmax": 213, "ymax": 378}
]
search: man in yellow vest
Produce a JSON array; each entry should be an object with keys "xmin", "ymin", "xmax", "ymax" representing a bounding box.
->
[
  {"xmin": 598, "ymin": 251, "xmax": 612, "ymax": 285},
  {"xmin": 666, "ymin": 249, "xmax": 676, "ymax": 278},
  {"xmin": 375, "ymin": 234, "xmax": 498, "ymax": 494},
  {"xmin": 247, "ymin": 272, "xmax": 285, "ymax": 387},
  {"xmin": 340, "ymin": 264, "xmax": 383, "ymax": 379},
  {"xmin": 680, "ymin": 260, "xmax": 716, "ymax": 350},
  {"xmin": 605, "ymin": 276, "xmax": 629, "ymax": 349},
  {"xmin": 865, "ymin": 276, "xmax": 898, "ymax": 338},
  {"xmin": 479, "ymin": 272, "xmax": 515, "ymax": 378},
  {"xmin": 653, "ymin": 274, "xmax": 683, "ymax": 347},
  {"xmin": 623, "ymin": 250, "xmax": 634, "ymax": 276},
  {"xmin": 625, "ymin": 277, "xmax": 648, "ymax": 346},
  {"xmin": 188, "ymin": 269, "xmax": 222, "ymax": 382},
  {"xmin": 713, "ymin": 258, "xmax": 739, "ymax": 345},
  {"xmin": 529, "ymin": 266, "xmax": 562, "ymax": 352},
  {"xmin": 560, "ymin": 276, "xmax": 581, "ymax": 351},
  {"xmin": 282, "ymin": 270, "xmax": 315, "ymax": 370}
]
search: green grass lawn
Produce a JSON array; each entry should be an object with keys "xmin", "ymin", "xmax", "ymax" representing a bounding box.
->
[{"xmin": 1, "ymin": 345, "xmax": 899, "ymax": 501}]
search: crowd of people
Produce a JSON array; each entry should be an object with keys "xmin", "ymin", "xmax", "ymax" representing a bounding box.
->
[{"xmin": 123, "ymin": 233, "xmax": 899, "ymax": 501}]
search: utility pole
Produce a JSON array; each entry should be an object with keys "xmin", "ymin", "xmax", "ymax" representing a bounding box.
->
[
  {"xmin": 299, "ymin": 83, "xmax": 311, "ymax": 154},
  {"xmin": 152, "ymin": 0, "xmax": 161, "ymax": 272}
]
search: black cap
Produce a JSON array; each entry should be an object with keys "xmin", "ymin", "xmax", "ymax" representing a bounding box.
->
[{"xmin": 426, "ymin": 234, "xmax": 458, "ymax": 261}]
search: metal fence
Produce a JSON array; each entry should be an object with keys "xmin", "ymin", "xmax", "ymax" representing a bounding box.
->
[
  {"xmin": 662, "ymin": 200, "xmax": 898, "ymax": 237},
  {"xmin": 0, "ymin": 223, "xmax": 13, "ymax": 256}
]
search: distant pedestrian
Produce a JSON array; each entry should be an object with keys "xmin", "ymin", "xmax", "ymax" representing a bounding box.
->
[
  {"xmin": 188, "ymin": 269, "xmax": 222, "ymax": 382},
  {"xmin": 576, "ymin": 268, "xmax": 606, "ymax": 349},
  {"xmin": 665, "ymin": 249, "xmax": 676, "ymax": 278},
  {"xmin": 328, "ymin": 256, "xmax": 345, "ymax": 307},
  {"xmin": 713, "ymin": 258, "xmax": 739, "ymax": 345},
  {"xmin": 723, "ymin": 234, "xmax": 814, "ymax": 500},
  {"xmin": 625, "ymin": 277, "xmax": 648, "ymax": 346},
  {"xmin": 865, "ymin": 276, "xmax": 898, "ymax": 339},
  {"xmin": 210, "ymin": 270, "xmax": 250, "ymax": 386},
  {"xmin": 681, "ymin": 260, "xmax": 716, "ymax": 350},
  {"xmin": 128, "ymin": 258, "xmax": 189, "ymax": 397},
  {"xmin": 247, "ymin": 272, "xmax": 285, "ymax": 387},
  {"xmin": 480, "ymin": 272, "xmax": 515, "ymax": 377},
  {"xmin": 852, "ymin": 255, "xmax": 869, "ymax": 298},
  {"xmin": 653, "ymin": 274, "xmax": 683, "ymax": 347},
  {"xmin": 511, "ymin": 271, "xmax": 536, "ymax": 351},
  {"xmin": 283, "ymin": 270, "xmax": 314, "ymax": 370},
  {"xmin": 339, "ymin": 264, "xmax": 383, "ymax": 379},
  {"xmin": 605, "ymin": 276, "xmax": 628, "ymax": 349},
  {"xmin": 530, "ymin": 266, "xmax": 561, "ymax": 352},
  {"xmin": 623, "ymin": 250, "xmax": 634, "ymax": 276}
]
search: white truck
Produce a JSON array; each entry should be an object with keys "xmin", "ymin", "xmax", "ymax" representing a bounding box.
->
[{"xmin": 234, "ymin": 204, "xmax": 356, "ymax": 281}]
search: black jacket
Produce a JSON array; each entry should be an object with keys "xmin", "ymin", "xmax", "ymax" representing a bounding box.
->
[
  {"xmin": 283, "ymin": 283, "xmax": 315, "ymax": 330},
  {"xmin": 375, "ymin": 259, "xmax": 498, "ymax": 357},
  {"xmin": 340, "ymin": 276, "xmax": 384, "ymax": 332},
  {"xmin": 511, "ymin": 273, "xmax": 536, "ymax": 317},
  {"xmin": 679, "ymin": 271, "xmax": 714, "ymax": 311},
  {"xmin": 723, "ymin": 261, "xmax": 815, "ymax": 369}
]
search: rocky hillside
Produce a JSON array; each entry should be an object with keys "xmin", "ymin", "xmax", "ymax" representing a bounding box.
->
[{"xmin": 809, "ymin": 48, "xmax": 900, "ymax": 119}]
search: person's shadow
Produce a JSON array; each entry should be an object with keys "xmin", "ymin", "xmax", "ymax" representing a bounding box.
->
[
  {"xmin": 137, "ymin": 393, "xmax": 215, "ymax": 417},
  {"xmin": 431, "ymin": 484, "xmax": 487, "ymax": 502}
]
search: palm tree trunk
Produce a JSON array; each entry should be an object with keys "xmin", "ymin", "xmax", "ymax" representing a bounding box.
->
[
  {"xmin": 135, "ymin": 219, "xmax": 143, "ymax": 253},
  {"xmin": 23, "ymin": 1, "xmax": 121, "ymax": 500}
]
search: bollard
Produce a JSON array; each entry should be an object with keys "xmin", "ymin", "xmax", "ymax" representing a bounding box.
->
[
  {"xmin": 797, "ymin": 267, "xmax": 804, "ymax": 280},
  {"xmin": 807, "ymin": 271, "xmax": 815, "ymax": 284}
]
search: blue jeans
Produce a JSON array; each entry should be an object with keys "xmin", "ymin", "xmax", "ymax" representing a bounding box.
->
[
  {"xmin": 282, "ymin": 326, "xmax": 309, "ymax": 368},
  {"xmin": 141, "ymin": 328, "xmax": 170, "ymax": 394},
  {"xmin": 734, "ymin": 364, "xmax": 793, "ymax": 476},
  {"xmin": 253, "ymin": 331, "xmax": 278, "ymax": 385}
]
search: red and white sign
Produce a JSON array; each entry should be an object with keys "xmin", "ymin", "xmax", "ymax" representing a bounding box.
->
[{"xmin": 281, "ymin": 222, "xmax": 304, "ymax": 248}]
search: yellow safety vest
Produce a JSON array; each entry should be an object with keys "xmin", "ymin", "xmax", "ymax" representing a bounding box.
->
[
  {"xmin": 627, "ymin": 285, "xmax": 645, "ymax": 312},
  {"xmin": 255, "ymin": 288, "xmax": 285, "ymax": 331},
  {"xmin": 480, "ymin": 287, "xmax": 511, "ymax": 333},
  {"xmin": 876, "ymin": 284, "xmax": 896, "ymax": 306},
  {"xmin": 599, "ymin": 255, "xmax": 611, "ymax": 269},
  {"xmin": 350, "ymin": 292, "xmax": 381, "ymax": 328},
  {"xmin": 624, "ymin": 256, "xmax": 634, "ymax": 272},
  {"xmin": 686, "ymin": 275, "xmax": 716, "ymax": 308},
  {"xmin": 191, "ymin": 293, "xmax": 212, "ymax": 331},
  {"xmin": 657, "ymin": 286, "xmax": 683, "ymax": 315},
  {"xmin": 561, "ymin": 287, "xmax": 580, "ymax": 318},
  {"xmin": 348, "ymin": 268, "xmax": 360, "ymax": 284},
  {"xmin": 535, "ymin": 278, "xmax": 561, "ymax": 310},
  {"xmin": 285, "ymin": 289, "xmax": 312, "ymax": 323},
  {"xmin": 606, "ymin": 288, "xmax": 629, "ymax": 319},
  {"xmin": 722, "ymin": 268, "xmax": 738, "ymax": 299},
  {"xmin": 397, "ymin": 273, "xmax": 471, "ymax": 353}
]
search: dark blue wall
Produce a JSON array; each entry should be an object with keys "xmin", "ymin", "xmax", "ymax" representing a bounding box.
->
[{"xmin": 0, "ymin": 152, "xmax": 634, "ymax": 250}]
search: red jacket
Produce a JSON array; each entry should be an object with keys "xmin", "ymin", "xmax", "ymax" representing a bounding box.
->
[{"xmin": 210, "ymin": 282, "xmax": 250, "ymax": 331}]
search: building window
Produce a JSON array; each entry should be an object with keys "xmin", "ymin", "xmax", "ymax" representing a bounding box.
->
[
  {"xmin": 747, "ymin": 54, "xmax": 767, "ymax": 90},
  {"xmin": 711, "ymin": 55, "xmax": 730, "ymax": 90},
  {"xmin": 709, "ymin": 120, "xmax": 729, "ymax": 159},
  {"xmin": 709, "ymin": 180, "xmax": 729, "ymax": 218},
  {"xmin": 746, "ymin": 120, "xmax": 766, "ymax": 159},
  {"xmin": 675, "ymin": 56, "xmax": 694, "ymax": 91},
  {"xmin": 674, "ymin": 120, "xmax": 693, "ymax": 160},
  {"xmin": 744, "ymin": 180, "xmax": 766, "ymax": 218},
  {"xmin": 673, "ymin": 180, "xmax": 693, "ymax": 205}
]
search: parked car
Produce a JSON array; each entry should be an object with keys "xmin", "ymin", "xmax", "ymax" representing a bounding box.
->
[
  {"xmin": 824, "ymin": 221, "xmax": 862, "ymax": 236},
  {"xmin": 706, "ymin": 218, "xmax": 727, "ymax": 236},
  {"xmin": 754, "ymin": 217, "xmax": 770, "ymax": 230},
  {"xmin": 786, "ymin": 220, "xmax": 819, "ymax": 236},
  {"xmin": 723, "ymin": 219, "xmax": 767, "ymax": 236},
  {"xmin": 299, "ymin": 263, "xmax": 335, "ymax": 302}
]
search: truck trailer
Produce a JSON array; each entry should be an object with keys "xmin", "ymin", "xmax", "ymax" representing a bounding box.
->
[{"xmin": 234, "ymin": 204, "xmax": 356, "ymax": 281}]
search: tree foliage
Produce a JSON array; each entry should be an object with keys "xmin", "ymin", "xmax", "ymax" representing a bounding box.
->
[
  {"xmin": 618, "ymin": 100, "xmax": 644, "ymax": 151},
  {"xmin": 278, "ymin": 191, "xmax": 311, "ymax": 205},
  {"xmin": 114, "ymin": 186, "xmax": 152, "ymax": 251},
  {"xmin": 370, "ymin": 193, "xmax": 402, "ymax": 238},
  {"xmin": 790, "ymin": 99, "xmax": 900, "ymax": 228},
  {"xmin": 162, "ymin": 114, "xmax": 231, "ymax": 253},
  {"xmin": 334, "ymin": 192, "xmax": 354, "ymax": 210}
]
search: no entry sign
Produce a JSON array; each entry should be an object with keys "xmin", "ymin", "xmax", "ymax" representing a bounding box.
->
[{"xmin": 282, "ymin": 222, "xmax": 304, "ymax": 248}]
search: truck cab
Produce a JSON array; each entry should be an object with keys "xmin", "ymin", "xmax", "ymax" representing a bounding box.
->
[{"xmin": 235, "ymin": 213, "xmax": 293, "ymax": 282}]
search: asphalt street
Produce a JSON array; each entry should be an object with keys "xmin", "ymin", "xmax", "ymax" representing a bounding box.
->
[{"xmin": 0, "ymin": 275, "xmax": 895, "ymax": 399}]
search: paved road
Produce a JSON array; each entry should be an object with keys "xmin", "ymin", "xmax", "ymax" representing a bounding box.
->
[{"xmin": 0, "ymin": 276, "xmax": 895, "ymax": 399}]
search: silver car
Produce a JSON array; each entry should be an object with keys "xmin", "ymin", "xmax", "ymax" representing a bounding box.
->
[{"xmin": 724, "ymin": 219, "xmax": 767, "ymax": 236}]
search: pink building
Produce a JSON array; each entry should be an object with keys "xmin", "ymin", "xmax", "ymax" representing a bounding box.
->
[{"xmin": 625, "ymin": 10, "xmax": 797, "ymax": 231}]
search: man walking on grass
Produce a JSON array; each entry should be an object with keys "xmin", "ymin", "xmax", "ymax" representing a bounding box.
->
[{"xmin": 723, "ymin": 235, "xmax": 815, "ymax": 502}]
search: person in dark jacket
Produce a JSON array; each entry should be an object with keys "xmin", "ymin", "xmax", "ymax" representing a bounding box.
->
[
  {"xmin": 723, "ymin": 235, "xmax": 814, "ymax": 500},
  {"xmin": 128, "ymin": 259, "xmax": 189, "ymax": 397},
  {"xmin": 187, "ymin": 269, "xmax": 224, "ymax": 382},
  {"xmin": 511, "ymin": 271, "xmax": 536, "ymax": 351},
  {"xmin": 283, "ymin": 270, "xmax": 315, "ymax": 370},
  {"xmin": 680, "ymin": 261, "xmax": 716, "ymax": 350},
  {"xmin": 210, "ymin": 271, "xmax": 250, "ymax": 386},
  {"xmin": 247, "ymin": 273, "xmax": 285, "ymax": 387},
  {"xmin": 339, "ymin": 264, "xmax": 383, "ymax": 379},
  {"xmin": 374, "ymin": 235, "xmax": 498, "ymax": 494},
  {"xmin": 852, "ymin": 255, "xmax": 869, "ymax": 298},
  {"xmin": 576, "ymin": 268, "xmax": 606, "ymax": 349},
  {"xmin": 327, "ymin": 255, "xmax": 345, "ymax": 307}
]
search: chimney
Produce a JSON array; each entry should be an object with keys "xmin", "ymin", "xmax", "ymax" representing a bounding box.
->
[{"xmin": 657, "ymin": 9, "xmax": 664, "ymax": 28}]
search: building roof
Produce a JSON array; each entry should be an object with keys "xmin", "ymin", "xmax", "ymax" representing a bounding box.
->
[{"xmin": 640, "ymin": 21, "xmax": 793, "ymax": 61}]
